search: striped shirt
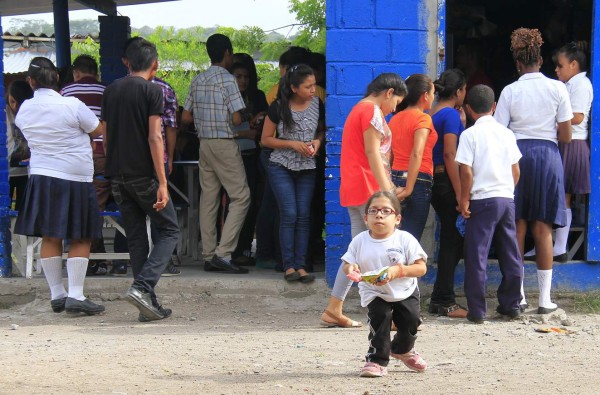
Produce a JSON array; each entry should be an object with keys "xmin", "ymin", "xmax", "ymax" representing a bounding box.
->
[
  {"xmin": 269, "ymin": 96, "xmax": 324, "ymax": 171},
  {"xmin": 183, "ymin": 65, "xmax": 246, "ymax": 139},
  {"xmin": 61, "ymin": 76, "xmax": 105, "ymax": 155},
  {"xmin": 61, "ymin": 76, "xmax": 105, "ymax": 118}
]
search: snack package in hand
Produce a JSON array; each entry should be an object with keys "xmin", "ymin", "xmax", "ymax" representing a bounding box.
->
[{"xmin": 361, "ymin": 267, "xmax": 390, "ymax": 284}]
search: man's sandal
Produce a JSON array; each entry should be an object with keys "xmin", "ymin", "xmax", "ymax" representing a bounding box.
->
[
  {"xmin": 320, "ymin": 310, "xmax": 362, "ymax": 328},
  {"xmin": 436, "ymin": 304, "xmax": 469, "ymax": 318}
]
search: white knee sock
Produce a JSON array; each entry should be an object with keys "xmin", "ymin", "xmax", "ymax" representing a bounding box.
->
[
  {"xmin": 537, "ymin": 269, "xmax": 556, "ymax": 309},
  {"xmin": 553, "ymin": 209, "xmax": 571, "ymax": 256},
  {"xmin": 520, "ymin": 266, "xmax": 527, "ymax": 306},
  {"xmin": 41, "ymin": 256, "xmax": 67, "ymax": 300},
  {"xmin": 67, "ymin": 257, "xmax": 89, "ymax": 301}
]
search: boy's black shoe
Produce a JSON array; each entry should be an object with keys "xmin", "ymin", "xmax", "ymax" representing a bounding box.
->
[
  {"xmin": 125, "ymin": 287, "xmax": 162, "ymax": 320},
  {"xmin": 496, "ymin": 306, "xmax": 521, "ymax": 319},
  {"xmin": 467, "ymin": 314, "xmax": 484, "ymax": 324},
  {"xmin": 138, "ymin": 306, "xmax": 172, "ymax": 322}
]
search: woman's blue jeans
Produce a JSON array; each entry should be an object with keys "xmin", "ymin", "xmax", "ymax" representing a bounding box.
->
[
  {"xmin": 266, "ymin": 162, "xmax": 316, "ymax": 271},
  {"xmin": 391, "ymin": 170, "xmax": 432, "ymax": 241}
]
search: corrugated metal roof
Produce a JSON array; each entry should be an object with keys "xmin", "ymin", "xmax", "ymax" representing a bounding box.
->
[
  {"xmin": 3, "ymin": 41, "xmax": 57, "ymax": 74},
  {"xmin": 2, "ymin": 34, "xmax": 99, "ymax": 74}
]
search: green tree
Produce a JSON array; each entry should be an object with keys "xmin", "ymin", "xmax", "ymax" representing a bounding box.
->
[
  {"xmin": 147, "ymin": 27, "xmax": 209, "ymax": 101},
  {"xmin": 289, "ymin": 0, "xmax": 325, "ymax": 53}
]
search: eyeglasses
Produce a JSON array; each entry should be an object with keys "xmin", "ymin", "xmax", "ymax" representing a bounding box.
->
[{"xmin": 366, "ymin": 208, "xmax": 396, "ymax": 216}]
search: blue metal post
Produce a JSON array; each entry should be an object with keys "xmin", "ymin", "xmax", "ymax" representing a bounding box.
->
[
  {"xmin": 0, "ymin": 15, "xmax": 12, "ymax": 277},
  {"xmin": 53, "ymin": 0, "xmax": 71, "ymax": 69},
  {"xmin": 588, "ymin": 0, "xmax": 600, "ymax": 261}
]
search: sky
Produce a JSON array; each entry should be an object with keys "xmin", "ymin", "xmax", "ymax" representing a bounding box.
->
[{"xmin": 3, "ymin": 0, "xmax": 299, "ymax": 33}]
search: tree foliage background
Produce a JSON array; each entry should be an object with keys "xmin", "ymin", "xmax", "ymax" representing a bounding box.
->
[{"xmin": 6, "ymin": 0, "xmax": 325, "ymax": 100}]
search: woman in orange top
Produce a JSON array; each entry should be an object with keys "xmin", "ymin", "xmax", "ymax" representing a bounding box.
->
[
  {"xmin": 320, "ymin": 73, "xmax": 406, "ymax": 328},
  {"xmin": 389, "ymin": 74, "xmax": 438, "ymax": 240}
]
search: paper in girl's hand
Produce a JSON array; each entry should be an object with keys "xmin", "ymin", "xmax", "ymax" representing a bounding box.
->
[{"xmin": 346, "ymin": 271, "xmax": 362, "ymax": 282}]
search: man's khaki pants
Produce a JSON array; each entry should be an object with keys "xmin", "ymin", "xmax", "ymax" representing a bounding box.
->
[{"xmin": 199, "ymin": 139, "xmax": 250, "ymax": 262}]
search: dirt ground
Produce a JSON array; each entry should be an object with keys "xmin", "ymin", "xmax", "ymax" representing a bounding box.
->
[{"xmin": 1, "ymin": 289, "xmax": 599, "ymax": 395}]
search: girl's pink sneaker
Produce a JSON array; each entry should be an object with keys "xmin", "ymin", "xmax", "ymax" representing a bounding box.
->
[
  {"xmin": 359, "ymin": 362, "xmax": 388, "ymax": 377},
  {"xmin": 391, "ymin": 349, "xmax": 427, "ymax": 372}
]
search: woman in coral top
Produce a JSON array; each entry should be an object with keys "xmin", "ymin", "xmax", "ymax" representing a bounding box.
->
[
  {"xmin": 389, "ymin": 74, "xmax": 438, "ymax": 240},
  {"xmin": 320, "ymin": 73, "xmax": 407, "ymax": 328}
]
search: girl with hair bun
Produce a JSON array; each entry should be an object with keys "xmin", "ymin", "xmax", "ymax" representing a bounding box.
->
[
  {"xmin": 321, "ymin": 73, "xmax": 407, "ymax": 328},
  {"xmin": 428, "ymin": 68, "xmax": 468, "ymax": 318},
  {"xmin": 494, "ymin": 28, "xmax": 573, "ymax": 315},
  {"xmin": 14, "ymin": 57, "xmax": 105, "ymax": 315}
]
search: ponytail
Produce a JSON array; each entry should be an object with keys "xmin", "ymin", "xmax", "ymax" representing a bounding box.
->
[{"xmin": 397, "ymin": 74, "xmax": 432, "ymax": 111}]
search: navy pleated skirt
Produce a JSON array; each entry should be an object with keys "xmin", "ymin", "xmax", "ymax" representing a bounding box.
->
[
  {"xmin": 515, "ymin": 139, "xmax": 566, "ymax": 228},
  {"xmin": 559, "ymin": 139, "xmax": 591, "ymax": 194},
  {"xmin": 14, "ymin": 175, "xmax": 101, "ymax": 239}
]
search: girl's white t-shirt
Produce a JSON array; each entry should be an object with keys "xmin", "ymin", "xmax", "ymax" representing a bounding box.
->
[
  {"xmin": 341, "ymin": 229, "xmax": 427, "ymax": 307},
  {"xmin": 15, "ymin": 88, "xmax": 99, "ymax": 182}
]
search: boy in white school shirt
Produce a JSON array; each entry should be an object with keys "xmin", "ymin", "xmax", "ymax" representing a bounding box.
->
[{"xmin": 455, "ymin": 85, "xmax": 523, "ymax": 323}]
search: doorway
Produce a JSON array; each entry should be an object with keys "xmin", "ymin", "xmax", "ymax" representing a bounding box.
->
[{"xmin": 445, "ymin": 0, "xmax": 594, "ymax": 260}]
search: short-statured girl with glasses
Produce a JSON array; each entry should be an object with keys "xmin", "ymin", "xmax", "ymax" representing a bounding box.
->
[
  {"xmin": 321, "ymin": 73, "xmax": 407, "ymax": 328},
  {"xmin": 342, "ymin": 191, "xmax": 428, "ymax": 378}
]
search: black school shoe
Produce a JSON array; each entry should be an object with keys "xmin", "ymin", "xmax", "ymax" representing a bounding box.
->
[
  {"xmin": 65, "ymin": 297, "xmax": 106, "ymax": 315},
  {"xmin": 50, "ymin": 297, "xmax": 67, "ymax": 313}
]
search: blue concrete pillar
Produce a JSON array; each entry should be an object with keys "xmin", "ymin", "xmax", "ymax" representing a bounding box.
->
[
  {"xmin": 53, "ymin": 0, "xmax": 71, "ymax": 69},
  {"xmin": 98, "ymin": 16, "xmax": 131, "ymax": 84},
  {"xmin": 0, "ymin": 16, "xmax": 12, "ymax": 277},
  {"xmin": 324, "ymin": 0, "xmax": 431, "ymax": 286}
]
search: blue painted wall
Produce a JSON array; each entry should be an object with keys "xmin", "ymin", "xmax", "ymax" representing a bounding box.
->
[
  {"xmin": 0, "ymin": 15, "xmax": 12, "ymax": 277},
  {"xmin": 324, "ymin": 0, "xmax": 432, "ymax": 286},
  {"xmin": 588, "ymin": 1, "xmax": 600, "ymax": 261}
]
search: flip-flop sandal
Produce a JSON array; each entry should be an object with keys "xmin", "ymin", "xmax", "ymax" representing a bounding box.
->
[{"xmin": 319, "ymin": 310, "xmax": 362, "ymax": 328}]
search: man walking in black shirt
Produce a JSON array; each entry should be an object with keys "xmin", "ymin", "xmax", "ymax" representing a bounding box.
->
[{"xmin": 101, "ymin": 38, "xmax": 179, "ymax": 321}]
